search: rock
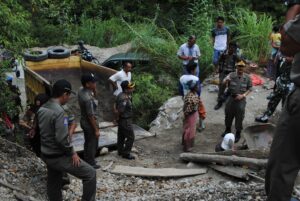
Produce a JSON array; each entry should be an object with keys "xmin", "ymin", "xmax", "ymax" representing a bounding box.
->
[
  {"xmin": 208, "ymin": 85, "xmax": 219, "ymax": 93},
  {"xmin": 99, "ymin": 147, "xmax": 109, "ymax": 156}
]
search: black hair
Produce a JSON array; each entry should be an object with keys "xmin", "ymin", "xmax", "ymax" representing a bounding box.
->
[
  {"xmin": 188, "ymin": 35, "xmax": 196, "ymax": 40},
  {"xmin": 216, "ymin": 16, "xmax": 225, "ymax": 22},
  {"xmin": 272, "ymin": 25, "xmax": 280, "ymax": 33},
  {"xmin": 186, "ymin": 61, "xmax": 197, "ymax": 74},
  {"xmin": 123, "ymin": 61, "xmax": 132, "ymax": 68}
]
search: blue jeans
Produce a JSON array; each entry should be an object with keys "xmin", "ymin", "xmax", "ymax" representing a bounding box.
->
[{"xmin": 213, "ymin": 49, "xmax": 224, "ymax": 65}]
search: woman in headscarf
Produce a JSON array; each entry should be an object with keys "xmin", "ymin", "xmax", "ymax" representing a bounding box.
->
[{"xmin": 182, "ymin": 80, "xmax": 200, "ymax": 152}]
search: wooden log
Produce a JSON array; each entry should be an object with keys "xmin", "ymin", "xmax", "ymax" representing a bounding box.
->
[
  {"xmin": 204, "ymin": 148, "xmax": 270, "ymax": 159},
  {"xmin": 209, "ymin": 165, "xmax": 250, "ymax": 180},
  {"xmin": 111, "ymin": 165, "xmax": 207, "ymax": 178},
  {"xmin": 180, "ymin": 153, "xmax": 267, "ymax": 168}
]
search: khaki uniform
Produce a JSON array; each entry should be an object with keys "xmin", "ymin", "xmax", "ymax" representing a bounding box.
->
[
  {"xmin": 266, "ymin": 14, "xmax": 300, "ymax": 201},
  {"xmin": 78, "ymin": 87, "xmax": 99, "ymax": 166},
  {"xmin": 37, "ymin": 99, "xmax": 96, "ymax": 201},
  {"xmin": 225, "ymin": 72, "xmax": 252, "ymax": 132},
  {"xmin": 116, "ymin": 92, "xmax": 134, "ymax": 156}
]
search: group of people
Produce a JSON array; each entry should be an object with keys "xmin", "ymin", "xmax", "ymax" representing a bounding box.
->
[
  {"xmin": 178, "ymin": 16, "xmax": 252, "ymax": 152},
  {"xmin": 17, "ymin": 62, "xmax": 136, "ymax": 201},
  {"xmin": 178, "ymin": 2, "xmax": 300, "ymax": 200}
]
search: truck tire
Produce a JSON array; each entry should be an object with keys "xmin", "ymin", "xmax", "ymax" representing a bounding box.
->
[
  {"xmin": 23, "ymin": 50, "xmax": 48, "ymax": 61},
  {"xmin": 48, "ymin": 47, "xmax": 70, "ymax": 59}
]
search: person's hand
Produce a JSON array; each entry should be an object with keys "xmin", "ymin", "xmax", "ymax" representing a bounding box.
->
[
  {"xmin": 72, "ymin": 153, "xmax": 81, "ymax": 167},
  {"xmin": 95, "ymin": 130, "xmax": 100, "ymax": 138},
  {"xmin": 235, "ymin": 94, "xmax": 245, "ymax": 101}
]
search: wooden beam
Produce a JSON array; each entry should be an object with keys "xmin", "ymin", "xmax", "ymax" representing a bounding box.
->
[
  {"xmin": 111, "ymin": 165, "xmax": 207, "ymax": 178},
  {"xmin": 180, "ymin": 153, "xmax": 267, "ymax": 168}
]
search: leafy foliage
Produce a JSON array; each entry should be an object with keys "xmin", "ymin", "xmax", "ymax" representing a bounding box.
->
[
  {"xmin": 132, "ymin": 73, "xmax": 173, "ymax": 129},
  {"xmin": 232, "ymin": 8, "xmax": 273, "ymax": 62}
]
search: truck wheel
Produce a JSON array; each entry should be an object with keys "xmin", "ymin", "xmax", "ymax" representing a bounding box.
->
[
  {"xmin": 23, "ymin": 50, "xmax": 48, "ymax": 61},
  {"xmin": 48, "ymin": 47, "xmax": 70, "ymax": 59}
]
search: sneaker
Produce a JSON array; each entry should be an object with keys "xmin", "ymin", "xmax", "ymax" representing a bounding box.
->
[
  {"xmin": 214, "ymin": 102, "xmax": 223, "ymax": 110},
  {"xmin": 255, "ymin": 114, "xmax": 269, "ymax": 123},
  {"xmin": 122, "ymin": 154, "xmax": 135, "ymax": 160}
]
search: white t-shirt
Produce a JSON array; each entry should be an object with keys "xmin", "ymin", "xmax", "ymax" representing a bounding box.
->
[
  {"xmin": 221, "ymin": 133, "xmax": 235, "ymax": 150},
  {"xmin": 179, "ymin": 74, "xmax": 199, "ymax": 96},
  {"xmin": 177, "ymin": 43, "xmax": 201, "ymax": 65},
  {"xmin": 109, "ymin": 70, "xmax": 131, "ymax": 96},
  {"xmin": 212, "ymin": 26, "xmax": 229, "ymax": 51}
]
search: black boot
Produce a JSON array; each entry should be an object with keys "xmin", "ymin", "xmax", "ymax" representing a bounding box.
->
[
  {"xmin": 235, "ymin": 131, "xmax": 241, "ymax": 143},
  {"xmin": 255, "ymin": 114, "xmax": 269, "ymax": 123},
  {"xmin": 214, "ymin": 101, "xmax": 223, "ymax": 110},
  {"xmin": 221, "ymin": 127, "xmax": 231, "ymax": 137}
]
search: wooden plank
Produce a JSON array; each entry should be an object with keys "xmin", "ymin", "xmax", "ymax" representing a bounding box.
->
[
  {"xmin": 111, "ymin": 165, "xmax": 207, "ymax": 177},
  {"xmin": 209, "ymin": 165, "xmax": 250, "ymax": 180},
  {"xmin": 180, "ymin": 153, "xmax": 267, "ymax": 168},
  {"xmin": 72, "ymin": 124, "xmax": 154, "ymax": 152}
]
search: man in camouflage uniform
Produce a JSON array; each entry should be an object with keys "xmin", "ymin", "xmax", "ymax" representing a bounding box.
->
[
  {"xmin": 255, "ymin": 55, "xmax": 294, "ymax": 123},
  {"xmin": 222, "ymin": 61, "xmax": 252, "ymax": 143},
  {"xmin": 116, "ymin": 81, "xmax": 135, "ymax": 160},
  {"xmin": 78, "ymin": 74, "xmax": 100, "ymax": 169},
  {"xmin": 265, "ymin": 2, "xmax": 300, "ymax": 200},
  {"xmin": 214, "ymin": 42, "xmax": 239, "ymax": 110}
]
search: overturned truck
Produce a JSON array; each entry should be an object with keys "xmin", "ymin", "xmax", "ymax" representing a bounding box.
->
[{"xmin": 24, "ymin": 55, "xmax": 153, "ymax": 152}]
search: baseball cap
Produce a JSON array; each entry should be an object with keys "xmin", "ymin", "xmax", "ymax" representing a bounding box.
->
[
  {"xmin": 52, "ymin": 79, "xmax": 76, "ymax": 95},
  {"xmin": 120, "ymin": 80, "xmax": 135, "ymax": 90},
  {"xmin": 81, "ymin": 73, "xmax": 98, "ymax": 86}
]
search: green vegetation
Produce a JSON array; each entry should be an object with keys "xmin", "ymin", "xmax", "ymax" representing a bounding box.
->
[{"xmin": 0, "ymin": 0, "xmax": 284, "ymax": 129}]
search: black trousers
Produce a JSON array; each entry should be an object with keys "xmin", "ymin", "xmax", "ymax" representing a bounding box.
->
[
  {"xmin": 265, "ymin": 87, "xmax": 300, "ymax": 201},
  {"xmin": 81, "ymin": 120, "xmax": 98, "ymax": 166},
  {"xmin": 117, "ymin": 118, "xmax": 135, "ymax": 156}
]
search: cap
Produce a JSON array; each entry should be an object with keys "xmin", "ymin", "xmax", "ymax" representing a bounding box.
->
[
  {"xmin": 120, "ymin": 80, "xmax": 135, "ymax": 90},
  {"xmin": 52, "ymin": 79, "xmax": 76, "ymax": 95},
  {"xmin": 236, "ymin": 60, "xmax": 246, "ymax": 67},
  {"xmin": 81, "ymin": 73, "xmax": 97, "ymax": 86}
]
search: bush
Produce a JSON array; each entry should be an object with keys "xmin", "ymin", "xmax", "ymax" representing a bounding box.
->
[
  {"xmin": 231, "ymin": 8, "xmax": 273, "ymax": 62},
  {"xmin": 132, "ymin": 73, "xmax": 173, "ymax": 129},
  {"xmin": 75, "ymin": 17, "xmax": 134, "ymax": 47}
]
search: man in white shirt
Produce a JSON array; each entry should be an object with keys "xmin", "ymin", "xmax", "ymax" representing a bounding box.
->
[
  {"xmin": 109, "ymin": 62, "xmax": 132, "ymax": 123},
  {"xmin": 212, "ymin": 16, "xmax": 230, "ymax": 68},
  {"xmin": 109, "ymin": 62, "xmax": 132, "ymax": 96},
  {"xmin": 177, "ymin": 35, "xmax": 201, "ymax": 77}
]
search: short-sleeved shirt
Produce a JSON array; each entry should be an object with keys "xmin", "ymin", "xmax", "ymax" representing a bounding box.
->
[
  {"xmin": 270, "ymin": 33, "xmax": 281, "ymax": 46},
  {"xmin": 284, "ymin": 14, "xmax": 300, "ymax": 86},
  {"xmin": 212, "ymin": 26, "xmax": 230, "ymax": 51},
  {"xmin": 227, "ymin": 72, "xmax": 252, "ymax": 95},
  {"xmin": 179, "ymin": 74, "xmax": 200, "ymax": 96},
  {"xmin": 78, "ymin": 87, "xmax": 99, "ymax": 124},
  {"xmin": 37, "ymin": 99, "xmax": 74, "ymax": 156},
  {"xmin": 109, "ymin": 70, "xmax": 131, "ymax": 96},
  {"xmin": 116, "ymin": 92, "xmax": 133, "ymax": 119},
  {"xmin": 177, "ymin": 43, "xmax": 201, "ymax": 65}
]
